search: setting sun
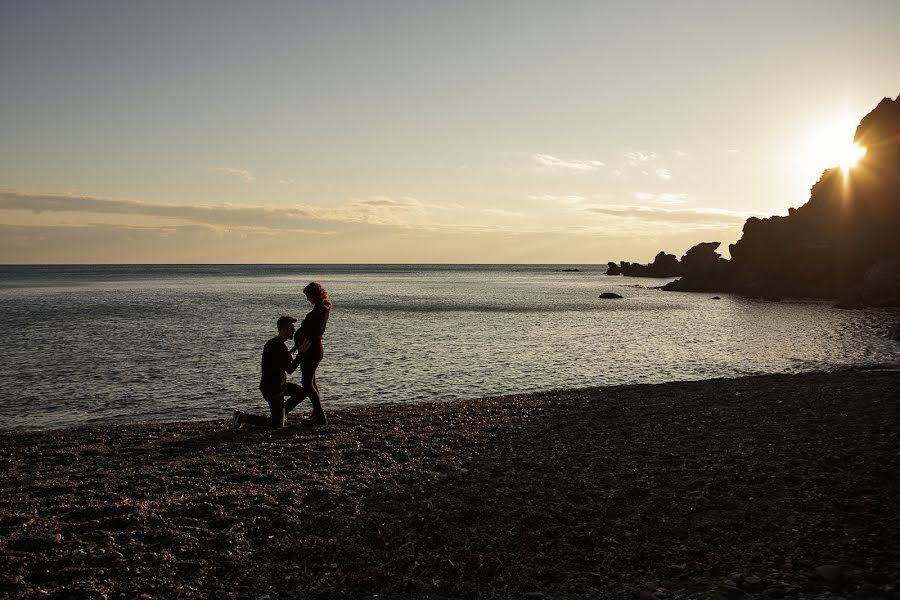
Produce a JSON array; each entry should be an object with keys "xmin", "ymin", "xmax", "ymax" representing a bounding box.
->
[
  {"xmin": 795, "ymin": 113, "xmax": 868, "ymax": 180},
  {"xmin": 838, "ymin": 144, "xmax": 866, "ymax": 172},
  {"xmin": 836, "ymin": 142, "xmax": 867, "ymax": 174}
]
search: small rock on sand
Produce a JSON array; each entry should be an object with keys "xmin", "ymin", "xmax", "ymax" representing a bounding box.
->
[{"xmin": 815, "ymin": 564, "xmax": 842, "ymax": 582}]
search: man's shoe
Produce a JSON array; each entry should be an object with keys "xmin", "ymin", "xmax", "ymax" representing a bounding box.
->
[
  {"xmin": 302, "ymin": 412, "xmax": 328, "ymax": 427},
  {"xmin": 232, "ymin": 410, "xmax": 243, "ymax": 429}
]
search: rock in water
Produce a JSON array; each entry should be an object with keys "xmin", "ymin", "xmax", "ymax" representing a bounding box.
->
[{"xmin": 598, "ymin": 292, "xmax": 623, "ymax": 299}]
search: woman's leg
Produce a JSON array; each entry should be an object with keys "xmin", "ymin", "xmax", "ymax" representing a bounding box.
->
[
  {"xmin": 301, "ymin": 361, "xmax": 327, "ymax": 426},
  {"xmin": 308, "ymin": 372, "xmax": 323, "ymax": 413}
]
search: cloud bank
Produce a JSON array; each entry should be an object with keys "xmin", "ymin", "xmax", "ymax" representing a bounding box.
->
[
  {"xmin": 0, "ymin": 190, "xmax": 429, "ymax": 231},
  {"xmin": 0, "ymin": 190, "xmax": 751, "ymax": 263}
]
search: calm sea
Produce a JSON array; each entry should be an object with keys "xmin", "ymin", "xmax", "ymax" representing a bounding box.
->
[{"xmin": 1, "ymin": 264, "xmax": 897, "ymax": 431}]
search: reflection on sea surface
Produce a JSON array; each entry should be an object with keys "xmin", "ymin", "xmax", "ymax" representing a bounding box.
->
[{"xmin": 0, "ymin": 265, "xmax": 897, "ymax": 430}]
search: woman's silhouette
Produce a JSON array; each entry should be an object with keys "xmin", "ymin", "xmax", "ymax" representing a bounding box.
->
[{"xmin": 285, "ymin": 281, "xmax": 332, "ymax": 426}]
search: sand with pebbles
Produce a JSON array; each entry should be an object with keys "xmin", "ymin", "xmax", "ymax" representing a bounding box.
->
[{"xmin": 1, "ymin": 369, "xmax": 899, "ymax": 599}]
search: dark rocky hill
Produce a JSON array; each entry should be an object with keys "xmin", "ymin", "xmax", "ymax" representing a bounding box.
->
[{"xmin": 663, "ymin": 93, "xmax": 900, "ymax": 306}]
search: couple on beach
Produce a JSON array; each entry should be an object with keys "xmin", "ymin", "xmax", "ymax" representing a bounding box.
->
[{"xmin": 232, "ymin": 281, "xmax": 333, "ymax": 429}]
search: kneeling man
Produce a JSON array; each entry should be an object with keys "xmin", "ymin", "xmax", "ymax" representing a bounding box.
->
[{"xmin": 233, "ymin": 316, "xmax": 308, "ymax": 428}]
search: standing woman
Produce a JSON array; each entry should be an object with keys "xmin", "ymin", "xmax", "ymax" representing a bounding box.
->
[{"xmin": 285, "ymin": 282, "xmax": 332, "ymax": 426}]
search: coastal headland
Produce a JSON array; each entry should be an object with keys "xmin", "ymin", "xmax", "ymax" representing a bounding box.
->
[
  {"xmin": 2, "ymin": 369, "xmax": 898, "ymax": 599},
  {"xmin": 606, "ymin": 93, "xmax": 900, "ymax": 308}
]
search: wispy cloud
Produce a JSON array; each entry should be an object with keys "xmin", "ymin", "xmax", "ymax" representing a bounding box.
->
[
  {"xmin": 481, "ymin": 207, "xmax": 525, "ymax": 218},
  {"xmin": 624, "ymin": 150, "xmax": 659, "ymax": 164},
  {"xmin": 423, "ymin": 201, "xmax": 466, "ymax": 211},
  {"xmin": 622, "ymin": 150, "xmax": 672, "ymax": 180},
  {"xmin": 583, "ymin": 204, "xmax": 763, "ymax": 225},
  {"xmin": 532, "ymin": 153, "xmax": 605, "ymax": 173},
  {"xmin": 528, "ymin": 193, "xmax": 588, "ymax": 205},
  {"xmin": 632, "ymin": 192, "xmax": 689, "ymax": 205},
  {"xmin": 527, "ymin": 192, "xmax": 749, "ymax": 225},
  {"xmin": 332, "ymin": 196, "xmax": 430, "ymax": 225},
  {"xmin": 356, "ymin": 196, "xmax": 422, "ymax": 209},
  {"xmin": 278, "ymin": 178, "xmax": 295, "ymax": 185},
  {"xmin": 209, "ymin": 167, "xmax": 255, "ymax": 183}
]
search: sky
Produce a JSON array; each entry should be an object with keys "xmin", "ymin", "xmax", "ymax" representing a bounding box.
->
[{"xmin": 1, "ymin": 1, "xmax": 898, "ymax": 264}]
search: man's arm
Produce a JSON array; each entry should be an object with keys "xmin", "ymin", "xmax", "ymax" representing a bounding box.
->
[
  {"xmin": 289, "ymin": 337, "xmax": 313, "ymax": 356},
  {"xmin": 285, "ymin": 346, "xmax": 301, "ymax": 374}
]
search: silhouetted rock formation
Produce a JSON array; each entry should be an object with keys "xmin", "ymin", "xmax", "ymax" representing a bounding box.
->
[
  {"xmin": 659, "ymin": 242, "xmax": 730, "ymax": 292},
  {"xmin": 598, "ymin": 292, "xmax": 623, "ymax": 299},
  {"xmin": 682, "ymin": 242, "xmax": 727, "ymax": 275},
  {"xmin": 605, "ymin": 251, "xmax": 683, "ymax": 277},
  {"xmin": 663, "ymin": 93, "xmax": 900, "ymax": 306}
]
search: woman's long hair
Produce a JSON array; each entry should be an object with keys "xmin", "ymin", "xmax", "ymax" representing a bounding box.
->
[{"xmin": 303, "ymin": 281, "xmax": 332, "ymax": 309}]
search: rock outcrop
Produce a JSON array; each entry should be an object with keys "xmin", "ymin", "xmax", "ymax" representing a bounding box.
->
[
  {"xmin": 662, "ymin": 242, "xmax": 731, "ymax": 292},
  {"xmin": 682, "ymin": 242, "xmax": 728, "ymax": 276},
  {"xmin": 662, "ymin": 93, "xmax": 900, "ymax": 305},
  {"xmin": 606, "ymin": 251, "xmax": 683, "ymax": 277}
]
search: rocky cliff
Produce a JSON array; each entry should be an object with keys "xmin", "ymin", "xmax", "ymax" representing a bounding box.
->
[{"xmin": 663, "ymin": 93, "xmax": 900, "ymax": 306}]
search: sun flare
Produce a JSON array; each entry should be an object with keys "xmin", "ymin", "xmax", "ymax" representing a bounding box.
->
[
  {"xmin": 836, "ymin": 143, "xmax": 867, "ymax": 174},
  {"xmin": 795, "ymin": 113, "xmax": 867, "ymax": 180}
]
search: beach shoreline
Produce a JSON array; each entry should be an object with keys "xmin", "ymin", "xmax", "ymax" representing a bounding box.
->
[{"xmin": 2, "ymin": 369, "xmax": 898, "ymax": 599}]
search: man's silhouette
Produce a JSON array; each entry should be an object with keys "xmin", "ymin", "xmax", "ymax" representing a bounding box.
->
[{"xmin": 233, "ymin": 316, "xmax": 307, "ymax": 428}]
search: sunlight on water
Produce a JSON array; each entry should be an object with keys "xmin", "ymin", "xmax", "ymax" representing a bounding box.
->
[{"xmin": 0, "ymin": 265, "xmax": 897, "ymax": 430}]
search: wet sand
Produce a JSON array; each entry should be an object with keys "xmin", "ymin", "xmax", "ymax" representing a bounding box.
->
[{"xmin": 1, "ymin": 369, "xmax": 899, "ymax": 599}]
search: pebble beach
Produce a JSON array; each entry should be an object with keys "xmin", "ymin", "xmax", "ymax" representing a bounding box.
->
[{"xmin": 1, "ymin": 369, "xmax": 899, "ymax": 599}]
